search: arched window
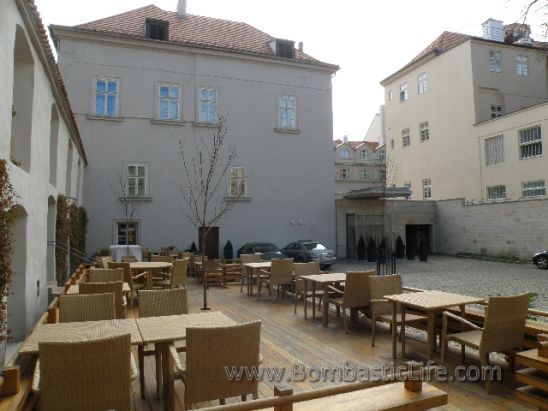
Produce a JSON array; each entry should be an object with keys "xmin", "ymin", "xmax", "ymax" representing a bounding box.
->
[
  {"xmin": 9, "ymin": 205, "xmax": 28, "ymax": 341},
  {"xmin": 49, "ymin": 105, "xmax": 59, "ymax": 185},
  {"xmin": 339, "ymin": 148, "xmax": 350, "ymax": 159}
]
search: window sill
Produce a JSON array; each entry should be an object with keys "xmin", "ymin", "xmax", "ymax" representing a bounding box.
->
[
  {"xmin": 520, "ymin": 155, "xmax": 543, "ymax": 160},
  {"xmin": 224, "ymin": 196, "xmax": 252, "ymax": 202},
  {"xmin": 119, "ymin": 196, "xmax": 153, "ymax": 202},
  {"xmin": 193, "ymin": 121, "xmax": 219, "ymax": 128},
  {"xmin": 88, "ymin": 115, "xmax": 124, "ymax": 122},
  {"xmin": 151, "ymin": 119, "xmax": 185, "ymax": 126},
  {"xmin": 274, "ymin": 128, "xmax": 300, "ymax": 134}
]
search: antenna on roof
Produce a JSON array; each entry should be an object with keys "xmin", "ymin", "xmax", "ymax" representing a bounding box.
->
[{"xmin": 177, "ymin": 0, "xmax": 187, "ymax": 18}]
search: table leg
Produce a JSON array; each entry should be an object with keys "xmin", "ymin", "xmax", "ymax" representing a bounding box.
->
[
  {"xmin": 459, "ymin": 304, "xmax": 466, "ymax": 360},
  {"xmin": 304, "ymin": 279, "xmax": 308, "ymax": 319},
  {"xmin": 427, "ymin": 310, "xmax": 435, "ymax": 361},
  {"xmin": 401, "ymin": 306, "xmax": 406, "ymax": 357},
  {"xmin": 138, "ymin": 345, "xmax": 145, "ymax": 399},
  {"xmin": 312, "ymin": 282, "xmax": 316, "ymax": 320},
  {"xmin": 247, "ymin": 267, "xmax": 251, "ymax": 296},
  {"xmin": 161, "ymin": 342, "xmax": 174, "ymax": 411},
  {"xmin": 250, "ymin": 268, "xmax": 256, "ymax": 295},
  {"xmin": 322, "ymin": 284, "xmax": 329, "ymax": 327},
  {"xmin": 391, "ymin": 301, "xmax": 397, "ymax": 359}
]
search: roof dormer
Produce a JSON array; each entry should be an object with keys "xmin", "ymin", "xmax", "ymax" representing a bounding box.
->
[
  {"xmin": 269, "ymin": 39, "xmax": 295, "ymax": 59},
  {"xmin": 145, "ymin": 19, "xmax": 169, "ymax": 41}
]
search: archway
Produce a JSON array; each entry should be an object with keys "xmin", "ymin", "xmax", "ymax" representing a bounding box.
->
[{"xmin": 8, "ymin": 205, "xmax": 27, "ymax": 342}]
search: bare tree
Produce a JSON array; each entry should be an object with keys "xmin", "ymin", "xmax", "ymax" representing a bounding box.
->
[
  {"xmin": 109, "ymin": 170, "xmax": 139, "ymax": 259},
  {"xmin": 178, "ymin": 117, "xmax": 242, "ymax": 310}
]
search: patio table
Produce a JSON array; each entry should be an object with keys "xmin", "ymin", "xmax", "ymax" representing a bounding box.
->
[
  {"xmin": 66, "ymin": 282, "xmax": 131, "ymax": 294},
  {"xmin": 242, "ymin": 261, "xmax": 271, "ymax": 295},
  {"xmin": 301, "ymin": 273, "xmax": 346, "ymax": 326},
  {"xmin": 384, "ymin": 290, "xmax": 484, "ymax": 360},
  {"xmin": 130, "ymin": 261, "xmax": 172, "ymax": 289}
]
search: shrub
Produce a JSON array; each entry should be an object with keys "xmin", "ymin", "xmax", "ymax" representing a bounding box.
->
[
  {"xmin": 395, "ymin": 236, "xmax": 405, "ymax": 258},
  {"xmin": 224, "ymin": 240, "xmax": 233, "ymax": 260},
  {"xmin": 356, "ymin": 236, "xmax": 366, "ymax": 260},
  {"xmin": 367, "ymin": 237, "xmax": 376, "ymax": 262}
]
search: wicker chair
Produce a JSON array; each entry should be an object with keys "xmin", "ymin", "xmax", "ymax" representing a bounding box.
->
[
  {"xmin": 203, "ymin": 259, "xmax": 224, "ymax": 288},
  {"xmin": 108, "ymin": 261, "xmax": 147, "ymax": 308},
  {"xmin": 369, "ymin": 274, "xmax": 426, "ymax": 347},
  {"xmin": 34, "ymin": 334, "xmax": 135, "ymax": 411},
  {"xmin": 323, "ymin": 270, "xmax": 377, "ymax": 333},
  {"xmin": 58, "ymin": 293, "xmax": 116, "ymax": 322},
  {"xmin": 79, "ymin": 281, "xmax": 125, "ymax": 319},
  {"xmin": 100, "ymin": 256, "xmax": 113, "ymax": 269},
  {"xmin": 257, "ymin": 259, "xmax": 293, "ymax": 301},
  {"xmin": 121, "ymin": 255, "xmax": 138, "ymax": 263},
  {"xmin": 138, "ymin": 289, "xmax": 188, "ymax": 399},
  {"xmin": 154, "ymin": 259, "xmax": 188, "ymax": 289},
  {"xmin": 239, "ymin": 254, "xmax": 262, "ymax": 292},
  {"xmin": 87, "ymin": 268, "xmax": 124, "ymax": 283},
  {"xmin": 151, "ymin": 255, "xmax": 174, "ymax": 263},
  {"xmin": 293, "ymin": 262, "xmax": 322, "ymax": 314},
  {"xmin": 171, "ymin": 321, "xmax": 261, "ymax": 409},
  {"xmin": 440, "ymin": 293, "xmax": 530, "ymax": 393}
]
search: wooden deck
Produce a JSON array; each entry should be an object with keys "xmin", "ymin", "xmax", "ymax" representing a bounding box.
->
[{"xmin": 130, "ymin": 281, "xmax": 532, "ymax": 410}]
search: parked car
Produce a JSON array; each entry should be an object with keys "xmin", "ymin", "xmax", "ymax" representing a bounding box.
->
[
  {"xmin": 237, "ymin": 242, "xmax": 288, "ymax": 260},
  {"xmin": 533, "ymin": 250, "xmax": 548, "ymax": 269},
  {"xmin": 282, "ymin": 240, "xmax": 336, "ymax": 269}
]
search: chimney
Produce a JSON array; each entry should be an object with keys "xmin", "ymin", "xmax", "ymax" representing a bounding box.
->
[
  {"xmin": 298, "ymin": 42, "xmax": 303, "ymax": 52},
  {"xmin": 343, "ymin": 135, "xmax": 348, "ymax": 143},
  {"xmin": 482, "ymin": 18, "xmax": 504, "ymax": 42},
  {"xmin": 177, "ymin": 0, "xmax": 187, "ymax": 18}
]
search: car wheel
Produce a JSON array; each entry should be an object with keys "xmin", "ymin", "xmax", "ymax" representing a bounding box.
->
[{"xmin": 537, "ymin": 256, "xmax": 548, "ymax": 269}]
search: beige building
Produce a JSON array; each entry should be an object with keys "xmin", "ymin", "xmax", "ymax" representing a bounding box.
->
[{"xmin": 382, "ymin": 22, "xmax": 548, "ymax": 201}]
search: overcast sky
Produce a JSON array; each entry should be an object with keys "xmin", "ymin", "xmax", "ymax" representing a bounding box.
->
[{"xmin": 35, "ymin": 0, "xmax": 546, "ymax": 141}]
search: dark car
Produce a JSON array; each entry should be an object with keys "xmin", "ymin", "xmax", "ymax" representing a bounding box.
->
[
  {"xmin": 533, "ymin": 250, "xmax": 548, "ymax": 269},
  {"xmin": 237, "ymin": 242, "xmax": 288, "ymax": 260},
  {"xmin": 282, "ymin": 240, "xmax": 336, "ymax": 269}
]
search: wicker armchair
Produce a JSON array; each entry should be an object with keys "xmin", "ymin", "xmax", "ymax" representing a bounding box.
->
[
  {"xmin": 58, "ymin": 293, "xmax": 116, "ymax": 323},
  {"xmin": 203, "ymin": 259, "xmax": 224, "ymax": 288},
  {"xmin": 79, "ymin": 281, "xmax": 125, "ymax": 319},
  {"xmin": 87, "ymin": 268, "xmax": 124, "ymax": 283},
  {"xmin": 440, "ymin": 293, "xmax": 530, "ymax": 393},
  {"xmin": 171, "ymin": 321, "xmax": 261, "ymax": 409},
  {"xmin": 293, "ymin": 262, "xmax": 322, "ymax": 314},
  {"xmin": 34, "ymin": 334, "xmax": 135, "ymax": 411},
  {"xmin": 151, "ymin": 255, "xmax": 174, "ymax": 263},
  {"xmin": 154, "ymin": 259, "xmax": 188, "ymax": 289},
  {"xmin": 121, "ymin": 255, "xmax": 138, "ymax": 263},
  {"xmin": 99, "ymin": 256, "xmax": 113, "ymax": 269},
  {"xmin": 239, "ymin": 254, "xmax": 262, "ymax": 292},
  {"xmin": 369, "ymin": 274, "xmax": 426, "ymax": 347},
  {"xmin": 323, "ymin": 270, "xmax": 377, "ymax": 333},
  {"xmin": 257, "ymin": 259, "xmax": 294, "ymax": 301},
  {"xmin": 108, "ymin": 261, "xmax": 147, "ymax": 308},
  {"xmin": 138, "ymin": 289, "xmax": 188, "ymax": 399}
]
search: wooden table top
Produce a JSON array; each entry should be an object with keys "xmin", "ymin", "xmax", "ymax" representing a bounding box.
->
[
  {"xmin": 130, "ymin": 262, "xmax": 172, "ymax": 270},
  {"xmin": 136, "ymin": 311, "xmax": 236, "ymax": 344},
  {"xmin": 243, "ymin": 262, "xmax": 272, "ymax": 269},
  {"xmin": 66, "ymin": 282, "xmax": 131, "ymax": 294},
  {"xmin": 301, "ymin": 273, "xmax": 346, "ymax": 284},
  {"xmin": 19, "ymin": 319, "xmax": 142, "ymax": 354},
  {"xmin": 384, "ymin": 290, "xmax": 484, "ymax": 310}
]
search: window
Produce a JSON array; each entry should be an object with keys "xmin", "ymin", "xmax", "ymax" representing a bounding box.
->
[
  {"xmin": 519, "ymin": 125, "xmax": 542, "ymax": 159},
  {"xmin": 390, "ymin": 139, "xmax": 394, "ymax": 149},
  {"xmin": 279, "ymin": 95, "xmax": 296, "ymax": 130},
  {"xmin": 199, "ymin": 88, "xmax": 217, "ymax": 124},
  {"xmin": 337, "ymin": 168, "xmax": 350, "ymax": 180},
  {"xmin": 487, "ymin": 185, "xmax": 506, "ymax": 199},
  {"xmin": 117, "ymin": 222, "xmax": 138, "ymax": 245},
  {"xmin": 418, "ymin": 72, "xmax": 427, "ymax": 94},
  {"xmin": 402, "ymin": 128, "xmax": 410, "ymax": 147},
  {"xmin": 490, "ymin": 104, "xmax": 504, "ymax": 119},
  {"xmin": 359, "ymin": 149, "xmax": 368, "ymax": 160},
  {"xmin": 339, "ymin": 148, "xmax": 350, "ymax": 159},
  {"xmin": 229, "ymin": 167, "xmax": 246, "ymax": 197},
  {"xmin": 388, "ymin": 90, "xmax": 393, "ymax": 102},
  {"xmin": 94, "ymin": 78, "xmax": 118, "ymax": 117},
  {"xmin": 516, "ymin": 55, "xmax": 528, "ymax": 76},
  {"xmin": 522, "ymin": 180, "xmax": 545, "ymax": 198},
  {"xmin": 400, "ymin": 83, "xmax": 408, "ymax": 102},
  {"xmin": 127, "ymin": 164, "xmax": 148, "ymax": 197},
  {"xmin": 157, "ymin": 84, "xmax": 180, "ymax": 121},
  {"xmin": 359, "ymin": 169, "xmax": 368, "ymax": 180},
  {"xmin": 422, "ymin": 179, "xmax": 431, "ymax": 199},
  {"xmin": 485, "ymin": 135, "xmax": 504, "ymax": 165},
  {"xmin": 275, "ymin": 40, "xmax": 295, "ymax": 58},
  {"xmin": 489, "ymin": 50, "xmax": 502, "ymax": 73},
  {"xmin": 419, "ymin": 121, "xmax": 429, "ymax": 142},
  {"xmin": 145, "ymin": 20, "xmax": 169, "ymax": 40}
]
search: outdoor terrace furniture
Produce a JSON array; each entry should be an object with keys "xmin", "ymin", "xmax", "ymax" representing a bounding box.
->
[
  {"xmin": 151, "ymin": 254, "xmax": 174, "ymax": 263},
  {"xmin": 257, "ymin": 258, "xmax": 293, "ymax": 301},
  {"xmin": 65, "ymin": 282, "xmax": 130, "ymax": 295},
  {"xmin": 293, "ymin": 262, "xmax": 322, "ymax": 314},
  {"xmin": 58, "ymin": 293, "xmax": 116, "ymax": 322},
  {"xmin": 108, "ymin": 261, "xmax": 148, "ymax": 307},
  {"xmin": 99, "ymin": 256, "xmax": 113, "ymax": 269},
  {"xmin": 301, "ymin": 272, "xmax": 346, "ymax": 324},
  {"xmin": 239, "ymin": 253, "xmax": 262, "ymax": 292},
  {"xmin": 515, "ymin": 343, "xmax": 548, "ymax": 409},
  {"xmin": 441, "ymin": 293, "xmax": 530, "ymax": 393},
  {"xmin": 87, "ymin": 267, "xmax": 124, "ymax": 283},
  {"xmin": 323, "ymin": 270, "xmax": 377, "ymax": 333},
  {"xmin": 79, "ymin": 281, "xmax": 126, "ymax": 319},
  {"xmin": 130, "ymin": 261, "xmax": 173, "ymax": 290},
  {"xmin": 122, "ymin": 255, "xmax": 138, "ymax": 263},
  {"xmin": 153, "ymin": 258, "xmax": 188, "ymax": 289},
  {"xmin": 203, "ymin": 259, "xmax": 225, "ymax": 288},
  {"xmin": 170, "ymin": 320, "xmax": 261, "ymax": 409},
  {"xmin": 242, "ymin": 261, "xmax": 271, "ymax": 295}
]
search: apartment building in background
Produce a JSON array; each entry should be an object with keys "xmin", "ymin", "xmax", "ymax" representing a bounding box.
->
[{"xmin": 51, "ymin": 2, "xmax": 338, "ymax": 256}]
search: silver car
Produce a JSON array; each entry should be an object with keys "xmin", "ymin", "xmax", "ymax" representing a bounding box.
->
[{"xmin": 283, "ymin": 240, "xmax": 336, "ymax": 269}]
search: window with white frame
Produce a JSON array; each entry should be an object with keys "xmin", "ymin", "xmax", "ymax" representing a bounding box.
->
[
  {"xmin": 487, "ymin": 185, "xmax": 506, "ymax": 200},
  {"xmin": 418, "ymin": 72, "xmax": 427, "ymax": 94},
  {"xmin": 157, "ymin": 83, "xmax": 180, "ymax": 121},
  {"xmin": 402, "ymin": 128, "xmax": 410, "ymax": 147},
  {"xmin": 198, "ymin": 88, "xmax": 218, "ymax": 124},
  {"xmin": 339, "ymin": 148, "xmax": 350, "ymax": 159},
  {"xmin": 117, "ymin": 221, "xmax": 138, "ymax": 245},
  {"xmin": 279, "ymin": 95, "xmax": 296, "ymax": 129},
  {"xmin": 419, "ymin": 121, "xmax": 429, "ymax": 142},
  {"xmin": 522, "ymin": 180, "xmax": 545, "ymax": 198},
  {"xmin": 519, "ymin": 125, "xmax": 542, "ymax": 159},
  {"xmin": 400, "ymin": 83, "xmax": 408, "ymax": 102},
  {"xmin": 516, "ymin": 55, "xmax": 528, "ymax": 76},
  {"xmin": 422, "ymin": 179, "xmax": 431, "ymax": 199},
  {"xmin": 360, "ymin": 149, "xmax": 368, "ymax": 160},
  {"xmin": 359, "ymin": 169, "xmax": 368, "ymax": 180},
  {"xmin": 490, "ymin": 104, "xmax": 504, "ymax": 118},
  {"xmin": 127, "ymin": 164, "xmax": 148, "ymax": 197},
  {"xmin": 337, "ymin": 168, "xmax": 350, "ymax": 180},
  {"xmin": 229, "ymin": 167, "xmax": 246, "ymax": 197},
  {"xmin": 94, "ymin": 78, "xmax": 119, "ymax": 117},
  {"xmin": 489, "ymin": 50, "xmax": 502, "ymax": 73},
  {"xmin": 485, "ymin": 135, "xmax": 504, "ymax": 166}
]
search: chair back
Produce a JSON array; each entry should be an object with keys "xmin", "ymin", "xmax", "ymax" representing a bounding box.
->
[
  {"xmin": 151, "ymin": 255, "xmax": 173, "ymax": 263},
  {"xmin": 88, "ymin": 268, "xmax": 124, "ymax": 283},
  {"xmin": 369, "ymin": 274, "xmax": 402, "ymax": 316},
  {"xmin": 185, "ymin": 321, "xmax": 261, "ymax": 407},
  {"xmin": 121, "ymin": 255, "xmax": 138, "ymax": 263},
  {"xmin": 269, "ymin": 259, "xmax": 294, "ymax": 285},
  {"xmin": 293, "ymin": 262, "xmax": 321, "ymax": 293},
  {"xmin": 171, "ymin": 259, "xmax": 189, "ymax": 287},
  {"xmin": 107, "ymin": 261, "xmax": 132, "ymax": 285},
  {"xmin": 38, "ymin": 334, "xmax": 132, "ymax": 411},
  {"xmin": 481, "ymin": 293, "xmax": 530, "ymax": 354},
  {"xmin": 240, "ymin": 254, "xmax": 262, "ymax": 264},
  {"xmin": 79, "ymin": 281, "xmax": 125, "ymax": 319},
  {"xmin": 203, "ymin": 259, "xmax": 220, "ymax": 271},
  {"xmin": 59, "ymin": 293, "xmax": 116, "ymax": 323},
  {"xmin": 138, "ymin": 289, "xmax": 188, "ymax": 317},
  {"xmin": 100, "ymin": 256, "xmax": 113, "ymax": 269},
  {"xmin": 343, "ymin": 270, "xmax": 377, "ymax": 308}
]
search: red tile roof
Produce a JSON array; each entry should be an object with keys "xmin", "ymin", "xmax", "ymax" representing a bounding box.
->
[
  {"xmin": 74, "ymin": 4, "xmax": 333, "ymax": 67},
  {"xmin": 333, "ymin": 139, "xmax": 379, "ymax": 151}
]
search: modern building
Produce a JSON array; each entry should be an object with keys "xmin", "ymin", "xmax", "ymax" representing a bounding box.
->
[
  {"xmin": 51, "ymin": 2, "xmax": 339, "ymax": 256},
  {"xmin": 382, "ymin": 20, "xmax": 548, "ymax": 201},
  {"xmin": 1, "ymin": 0, "xmax": 87, "ymax": 340}
]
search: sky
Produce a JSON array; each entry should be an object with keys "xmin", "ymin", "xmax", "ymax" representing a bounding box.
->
[{"xmin": 35, "ymin": 0, "xmax": 546, "ymax": 142}]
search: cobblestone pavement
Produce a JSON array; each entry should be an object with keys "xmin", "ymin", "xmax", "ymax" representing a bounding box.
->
[{"xmin": 331, "ymin": 254, "xmax": 547, "ymax": 311}]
